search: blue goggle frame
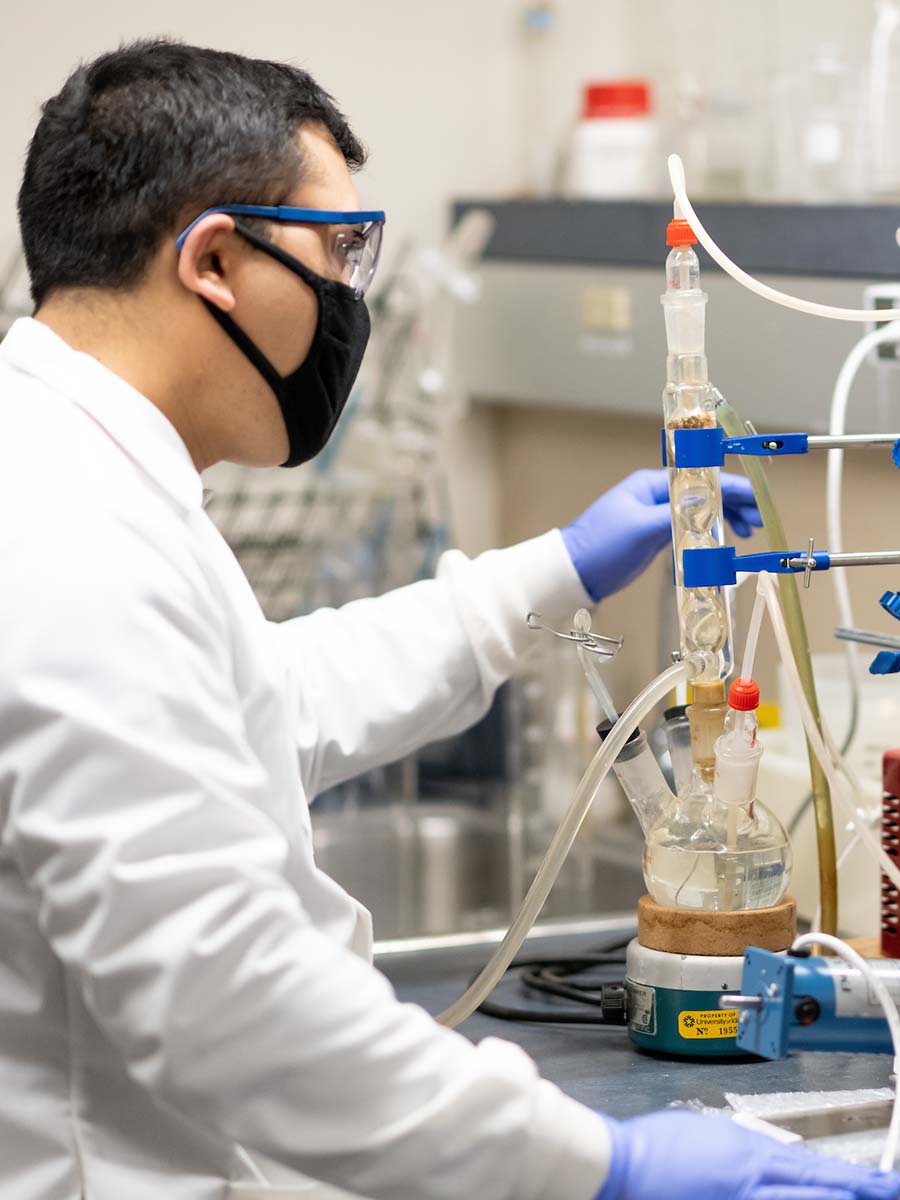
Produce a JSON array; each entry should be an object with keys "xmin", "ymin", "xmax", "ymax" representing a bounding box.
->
[
  {"xmin": 175, "ymin": 205, "xmax": 386, "ymax": 296},
  {"xmin": 175, "ymin": 205, "xmax": 386, "ymax": 251}
]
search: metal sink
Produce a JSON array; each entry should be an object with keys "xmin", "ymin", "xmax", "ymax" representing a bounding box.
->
[{"xmin": 311, "ymin": 801, "xmax": 645, "ymax": 942}]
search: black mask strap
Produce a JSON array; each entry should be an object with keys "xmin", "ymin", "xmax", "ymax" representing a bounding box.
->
[
  {"xmin": 201, "ymin": 298, "xmax": 286, "ymax": 399},
  {"xmin": 233, "ymin": 220, "xmax": 356, "ymax": 302}
]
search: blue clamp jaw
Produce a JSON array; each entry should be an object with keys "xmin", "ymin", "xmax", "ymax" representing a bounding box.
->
[
  {"xmin": 871, "ymin": 591, "xmax": 900, "ymax": 674},
  {"xmin": 663, "ymin": 428, "xmax": 809, "ymax": 468},
  {"xmin": 732, "ymin": 949, "xmax": 795, "ymax": 1060},
  {"xmin": 682, "ymin": 545, "xmax": 831, "ymax": 588}
]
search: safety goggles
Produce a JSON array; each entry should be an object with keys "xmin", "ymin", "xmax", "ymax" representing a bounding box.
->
[{"xmin": 175, "ymin": 205, "xmax": 386, "ymax": 298}]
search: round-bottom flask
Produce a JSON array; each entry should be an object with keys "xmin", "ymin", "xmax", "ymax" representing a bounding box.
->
[{"xmin": 643, "ymin": 777, "xmax": 792, "ymax": 912}]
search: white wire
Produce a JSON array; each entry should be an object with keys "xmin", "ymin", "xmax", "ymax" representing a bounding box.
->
[
  {"xmin": 830, "ymin": 324, "xmax": 900, "ymax": 676},
  {"xmin": 757, "ymin": 572, "xmax": 900, "ymax": 893},
  {"xmin": 668, "ymin": 154, "xmax": 900, "ymax": 322},
  {"xmin": 827, "ymin": 322, "xmax": 900, "ymax": 715},
  {"xmin": 233, "ymin": 1145, "xmax": 270, "ymax": 1186},
  {"xmin": 791, "ymin": 932, "xmax": 900, "ymax": 1171}
]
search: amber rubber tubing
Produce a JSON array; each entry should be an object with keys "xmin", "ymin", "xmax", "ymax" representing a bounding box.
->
[{"xmin": 717, "ymin": 398, "xmax": 838, "ymax": 935}]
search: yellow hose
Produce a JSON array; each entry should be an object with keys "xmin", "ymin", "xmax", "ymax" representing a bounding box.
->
[{"xmin": 717, "ymin": 398, "xmax": 838, "ymax": 934}]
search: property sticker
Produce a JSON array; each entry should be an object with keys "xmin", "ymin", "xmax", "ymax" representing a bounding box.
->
[
  {"xmin": 677, "ymin": 1009, "xmax": 740, "ymax": 1040},
  {"xmin": 627, "ymin": 982, "xmax": 656, "ymax": 1035}
]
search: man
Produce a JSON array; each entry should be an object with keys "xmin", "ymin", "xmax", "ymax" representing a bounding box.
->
[{"xmin": 0, "ymin": 38, "xmax": 894, "ymax": 1200}]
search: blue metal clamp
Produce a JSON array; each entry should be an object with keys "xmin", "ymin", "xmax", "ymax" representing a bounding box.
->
[
  {"xmin": 868, "ymin": 591, "xmax": 900, "ymax": 673},
  {"xmin": 682, "ymin": 546, "xmax": 831, "ymax": 588},
  {"xmin": 881, "ymin": 590, "xmax": 900, "ymax": 622},
  {"xmin": 670, "ymin": 428, "xmax": 810, "ymax": 468}
]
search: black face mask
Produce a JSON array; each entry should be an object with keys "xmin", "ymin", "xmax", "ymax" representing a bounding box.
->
[{"xmin": 202, "ymin": 222, "xmax": 371, "ymax": 468}]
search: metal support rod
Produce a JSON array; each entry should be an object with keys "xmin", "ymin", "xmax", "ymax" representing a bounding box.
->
[
  {"xmin": 785, "ymin": 550, "xmax": 900, "ymax": 571},
  {"xmin": 805, "ymin": 433, "xmax": 900, "ymax": 451},
  {"xmin": 835, "ymin": 626, "xmax": 900, "ymax": 651},
  {"xmin": 719, "ymin": 995, "xmax": 763, "ymax": 1011}
]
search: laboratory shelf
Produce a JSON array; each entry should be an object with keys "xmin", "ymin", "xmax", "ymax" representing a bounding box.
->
[{"xmin": 453, "ymin": 197, "xmax": 900, "ymax": 280}]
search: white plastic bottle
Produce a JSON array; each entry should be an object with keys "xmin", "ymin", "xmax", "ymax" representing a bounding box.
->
[
  {"xmin": 714, "ymin": 678, "xmax": 763, "ymax": 807},
  {"xmin": 565, "ymin": 80, "xmax": 660, "ymax": 199}
]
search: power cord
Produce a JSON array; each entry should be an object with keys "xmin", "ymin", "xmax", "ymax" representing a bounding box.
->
[{"xmin": 474, "ymin": 938, "xmax": 630, "ymax": 1026}]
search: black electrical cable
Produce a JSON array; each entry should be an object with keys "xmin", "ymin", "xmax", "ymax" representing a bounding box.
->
[{"xmin": 472, "ymin": 938, "xmax": 631, "ymax": 1026}]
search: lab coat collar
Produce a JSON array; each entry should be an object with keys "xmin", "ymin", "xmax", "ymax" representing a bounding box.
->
[{"xmin": 1, "ymin": 317, "xmax": 203, "ymax": 511}]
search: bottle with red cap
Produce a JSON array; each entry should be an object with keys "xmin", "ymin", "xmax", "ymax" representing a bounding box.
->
[
  {"xmin": 714, "ymin": 677, "xmax": 763, "ymax": 807},
  {"xmin": 565, "ymin": 79, "xmax": 660, "ymax": 199}
]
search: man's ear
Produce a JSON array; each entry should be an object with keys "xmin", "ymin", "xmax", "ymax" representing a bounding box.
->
[{"xmin": 176, "ymin": 213, "xmax": 241, "ymax": 312}]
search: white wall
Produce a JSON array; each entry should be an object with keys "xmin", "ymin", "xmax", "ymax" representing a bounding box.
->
[
  {"xmin": 1, "ymin": 0, "xmax": 882, "ymax": 562},
  {"xmin": 0, "ymin": 0, "xmax": 637, "ymax": 552},
  {"xmin": 1, "ymin": 0, "xmax": 875, "ymax": 247},
  {"xmin": 0, "ymin": 1, "xmax": 637, "ymax": 253}
]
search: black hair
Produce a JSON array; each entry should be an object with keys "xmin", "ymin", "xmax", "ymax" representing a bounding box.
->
[{"xmin": 18, "ymin": 39, "xmax": 366, "ymax": 306}]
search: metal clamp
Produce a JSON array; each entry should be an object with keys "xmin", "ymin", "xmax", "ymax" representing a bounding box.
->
[
  {"xmin": 682, "ymin": 545, "xmax": 832, "ymax": 589},
  {"xmin": 683, "ymin": 542, "xmax": 900, "ymax": 589},
  {"xmin": 526, "ymin": 612, "xmax": 624, "ymax": 658},
  {"xmin": 667, "ymin": 427, "xmax": 810, "ymax": 468},
  {"xmin": 666, "ymin": 426, "xmax": 900, "ymax": 470}
]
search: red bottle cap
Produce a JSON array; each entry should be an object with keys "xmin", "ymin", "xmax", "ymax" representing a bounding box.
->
[
  {"xmin": 729, "ymin": 678, "xmax": 760, "ymax": 711},
  {"xmin": 582, "ymin": 80, "xmax": 651, "ymax": 120},
  {"xmin": 666, "ymin": 218, "xmax": 698, "ymax": 247}
]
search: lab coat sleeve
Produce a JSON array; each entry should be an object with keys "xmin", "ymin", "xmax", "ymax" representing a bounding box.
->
[
  {"xmin": 0, "ymin": 513, "xmax": 610, "ymax": 1200},
  {"xmin": 271, "ymin": 529, "xmax": 592, "ymax": 795}
]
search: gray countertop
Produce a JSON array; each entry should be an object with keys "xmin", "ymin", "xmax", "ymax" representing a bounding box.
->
[{"xmin": 377, "ymin": 925, "xmax": 889, "ymax": 1118}]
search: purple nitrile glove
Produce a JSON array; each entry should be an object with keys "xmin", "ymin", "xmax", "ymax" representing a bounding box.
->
[
  {"xmin": 595, "ymin": 1110, "xmax": 900, "ymax": 1200},
  {"xmin": 562, "ymin": 468, "xmax": 762, "ymax": 603}
]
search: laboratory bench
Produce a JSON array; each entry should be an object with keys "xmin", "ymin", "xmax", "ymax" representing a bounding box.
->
[{"xmin": 377, "ymin": 922, "xmax": 889, "ymax": 1118}]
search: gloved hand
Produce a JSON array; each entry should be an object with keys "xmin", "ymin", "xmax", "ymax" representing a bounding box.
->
[
  {"xmin": 596, "ymin": 1111, "xmax": 900, "ymax": 1200},
  {"xmin": 562, "ymin": 468, "xmax": 761, "ymax": 603}
]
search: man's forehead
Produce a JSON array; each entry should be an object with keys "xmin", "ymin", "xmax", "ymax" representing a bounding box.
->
[{"xmin": 288, "ymin": 124, "xmax": 359, "ymax": 209}]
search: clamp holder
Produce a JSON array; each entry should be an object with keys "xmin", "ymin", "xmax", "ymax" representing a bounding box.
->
[
  {"xmin": 669, "ymin": 428, "xmax": 808, "ymax": 468},
  {"xmin": 682, "ymin": 544, "xmax": 831, "ymax": 588},
  {"xmin": 662, "ymin": 427, "xmax": 900, "ymax": 469}
]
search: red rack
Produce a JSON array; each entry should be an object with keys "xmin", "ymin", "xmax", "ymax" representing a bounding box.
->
[{"xmin": 882, "ymin": 750, "xmax": 900, "ymax": 958}]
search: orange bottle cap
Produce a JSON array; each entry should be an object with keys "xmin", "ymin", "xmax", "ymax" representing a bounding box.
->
[{"xmin": 667, "ymin": 218, "xmax": 698, "ymax": 247}]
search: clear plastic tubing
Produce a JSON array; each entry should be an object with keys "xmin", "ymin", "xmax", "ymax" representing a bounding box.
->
[
  {"xmin": 667, "ymin": 153, "xmax": 900, "ymax": 322},
  {"xmin": 740, "ymin": 585, "xmax": 766, "ymax": 683},
  {"xmin": 758, "ymin": 571, "xmax": 900, "ymax": 894},
  {"xmin": 436, "ymin": 654, "xmax": 706, "ymax": 1027}
]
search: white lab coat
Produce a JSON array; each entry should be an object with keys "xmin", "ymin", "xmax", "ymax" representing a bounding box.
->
[{"xmin": 0, "ymin": 318, "xmax": 611, "ymax": 1200}]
